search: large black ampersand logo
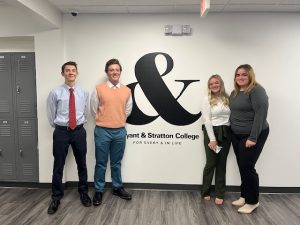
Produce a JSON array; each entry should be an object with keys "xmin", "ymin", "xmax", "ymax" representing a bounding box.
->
[{"xmin": 127, "ymin": 52, "xmax": 201, "ymax": 126}]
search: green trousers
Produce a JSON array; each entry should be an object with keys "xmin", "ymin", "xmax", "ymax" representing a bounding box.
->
[{"xmin": 201, "ymin": 125, "xmax": 231, "ymax": 199}]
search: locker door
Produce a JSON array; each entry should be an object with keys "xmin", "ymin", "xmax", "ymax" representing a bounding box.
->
[
  {"xmin": 0, "ymin": 119, "xmax": 17, "ymax": 180},
  {"xmin": 14, "ymin": 53, "xmax": 37, "ymax": 118},
  {"xmin": 0, "ymin": 53, "xmax": 16, "ymax": 181},
  {"xmin": 0, "ymin": 54, "xmax": 14, "ymax": 120},
  {"xmin": 17, "ymin": 119, "xmax": 38, "ymax": 181}
]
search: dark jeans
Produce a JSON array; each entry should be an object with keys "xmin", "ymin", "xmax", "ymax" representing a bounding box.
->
[
  {"xmin": 52, "ymin": 126, "xmax": 88, "ymax": 200},
  {"xmin": 202, "ymin": 125, "xmax": 231, "ymax": 199},
  {"xmin": 232, "ymin": 127, "xmax": 269, "ymax": 204}
]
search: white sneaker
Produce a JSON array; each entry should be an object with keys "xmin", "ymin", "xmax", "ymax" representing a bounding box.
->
[
  {"xmin": 238, "ymin": 203, "xmax": 259, "ymax": 214},
  {"xmin": 232, "ymin": 197, "xmax": 245, "ymax": 206}
]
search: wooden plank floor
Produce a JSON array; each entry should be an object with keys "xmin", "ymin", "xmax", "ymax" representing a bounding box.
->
[{"xmin": 0, "ymin": 188, "xmax": 299, "ymax": 225}]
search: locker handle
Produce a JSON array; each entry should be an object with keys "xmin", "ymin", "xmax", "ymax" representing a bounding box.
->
[
  {"xmin": 19, "ymin": 149, "xmax": 23, "ymax": 155},
  {"xmin": 0, "ymin": 149, "xmax": 2, "ymax": 155},
  {"xmin": 17, "ymin": 85, "xmax": 21, "ymax": 94}
]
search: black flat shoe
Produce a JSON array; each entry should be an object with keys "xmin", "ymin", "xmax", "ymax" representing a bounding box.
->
[
  {"xmin": 47, "ymin": 200, "xmax": 60, "ymax": 214},
  {"xmin": 93, "ymin": 192, "xmax": 103, "ymax": 206},
  {"xmin": 112, "ymin": 188, "xmax": 132, "ymax": 200},
  {"xmin": 80, "ymin": 192, "xmax": 92, "ymax": 207}
]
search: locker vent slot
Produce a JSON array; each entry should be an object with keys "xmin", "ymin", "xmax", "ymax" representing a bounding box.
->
[
  {"xmin": 0, "ymin": 59, "xmax": 8, "ymax": 72},
  {"xmin": 18, "ymin": 60, "xmax": 31, "ymax": 72},
  {"xmin": 19, "ymin": 100, "xmax": 32, "ymax": 113},
  {"xmin": 0, "ymin": 124, "xmax": 11, "ymax": 136},
  {"xmin": 0, "ymin": 100, "xmax": 9, "ymax": 112},
  {"xmin": 23, "ymin": 164, "xmax": 33, "ymax": 176},
  {"xmin": 2, "ymin": 163, "xmax": 13, "ymax": 176},
  {"xmin": 20, "ymin": 124, "xmax": 32, "ymax": 136}
]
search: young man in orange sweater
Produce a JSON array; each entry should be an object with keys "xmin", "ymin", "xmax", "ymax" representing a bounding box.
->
[{"xmin": 90, "ymin": 59, "xmax": 132, "ymax": 206}]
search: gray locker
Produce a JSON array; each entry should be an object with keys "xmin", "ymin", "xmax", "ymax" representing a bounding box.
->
[
  {"xmin": 17, "ymin": 119, "xmax": 38, "ymax": 181},
  {"xmin": 0, "ymin": 54, "xmax": 14, "ymax": 120},
  {"xmin": 14, "ymin": 53, "xmax": 37, "ymax": 118},
  {"xmin": 0, "ymin": 119, "xmax": 17, "ymax": 180},
  {"xmin": 0, "ymin": 52, "xmax": 38, "ymax": 182}
]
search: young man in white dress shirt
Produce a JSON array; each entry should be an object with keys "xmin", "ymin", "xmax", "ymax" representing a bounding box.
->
[{"xmin": 90, "ymin": 58, "xmax": 132, "ymax": 206}]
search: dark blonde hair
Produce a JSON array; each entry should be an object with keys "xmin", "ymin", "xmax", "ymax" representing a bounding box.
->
[
  {"xmin": 233, "ymin": 64, "xmax": 257, "ymax": 95},
  {"xmin": 208, "ymin": 74, "xmax": 229, "ymax": 106}
]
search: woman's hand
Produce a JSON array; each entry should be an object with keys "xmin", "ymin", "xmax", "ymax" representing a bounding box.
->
[
  {"xmin": 208, "ymin": 140, "xmax": 217, "ymax": 151},
  {"xmin": 245, "ymin": 139, "xmax": 256, "ymax": 148}
]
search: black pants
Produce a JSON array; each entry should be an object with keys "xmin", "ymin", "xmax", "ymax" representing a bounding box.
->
[
  {"xmin": 202, "ymin": 125, "xmax": 231, "ymax": 199},
  {"xmin": 232, "ymin": 127, "xmax": 269, "ymax": 204},
  {"xmin": 52, "ymin": 126, "xmax": 88, "ymax": 200}
]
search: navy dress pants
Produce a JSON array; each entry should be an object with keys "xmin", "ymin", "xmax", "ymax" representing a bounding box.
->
[{"xmin": 52, "ymin": 126, "xmax": 88, "ymax": 200}]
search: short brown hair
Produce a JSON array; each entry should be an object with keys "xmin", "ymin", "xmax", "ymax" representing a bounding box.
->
[
  {"xmin": 61, "ymin": 61, "xmax": 77, "ymax": 73},
  {"xmin": 105, "ymin": 58, "xmax": 122, "ymax": 73}
]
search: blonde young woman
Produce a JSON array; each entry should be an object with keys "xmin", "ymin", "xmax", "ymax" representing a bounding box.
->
[
  {"xmin": 201, "ymin": 75, "xmax": 231, "ymax": 205},
  {"xmin": 230, "ymin": 64, "xmax": 269, "ymax": 214}
]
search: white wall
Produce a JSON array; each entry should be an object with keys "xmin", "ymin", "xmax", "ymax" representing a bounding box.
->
[
  {"xmin": 0, "ymin": 4, "xmax": 56, "ymax": 37},
  {"xmin": 35, "ymin": 13, "xmax": 300, "ymax": 187},
  {"xmin": 0, "ymin": 36, "xmax": 34, "ymax": 52},
  {"xmin": 34, "ymin": 29, "xmax": 64, "ymax": 182}
]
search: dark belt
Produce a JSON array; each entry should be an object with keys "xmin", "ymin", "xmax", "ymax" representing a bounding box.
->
[
  {"xmin": 55, "ymin": 124, "xmax": 83, "ymax": 131},
  {"xmin": 202, "ymin": 124, "xmax": 230, "ymax": 142},
  {"xmin": 214, "ymin": 125, "xmax": 229, "ymax": 142}
]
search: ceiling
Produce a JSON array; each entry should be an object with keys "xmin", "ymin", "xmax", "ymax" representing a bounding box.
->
[{"xmin": 47, "ymin": 0, "xmax": 300, "ymax": 14}]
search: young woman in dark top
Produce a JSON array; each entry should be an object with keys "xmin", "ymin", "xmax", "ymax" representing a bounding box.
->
[{"xmin": 229, "ymin": 64, "xmax": 269, "ymax": 214}]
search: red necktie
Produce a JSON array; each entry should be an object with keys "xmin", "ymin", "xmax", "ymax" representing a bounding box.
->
[{"xmin": 69, "ymin": 88, "xmax": 76, "ymax": 130}]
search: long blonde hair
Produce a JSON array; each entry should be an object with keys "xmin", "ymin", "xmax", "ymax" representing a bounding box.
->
[
  {"xmin": 233, "ymin": 64, "xmax": 258, "ymax": 95},
  {"xmin": 208, "ymin": 74, "xmax": 229, "ymax": 106}
]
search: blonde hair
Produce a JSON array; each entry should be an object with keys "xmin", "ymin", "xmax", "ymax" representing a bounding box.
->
[
  {"xmin": 233, "ymin": 64, "xmax": 258, "ymax": 95},
  {"xmin": 208, "ymin": 74, "xmax": 229, "ymax": 106}
]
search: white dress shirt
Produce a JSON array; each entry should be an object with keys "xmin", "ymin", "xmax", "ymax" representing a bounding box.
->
[{"xmin": 202, "ymin": 96, "xmax": 230, "ymax": 141}]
